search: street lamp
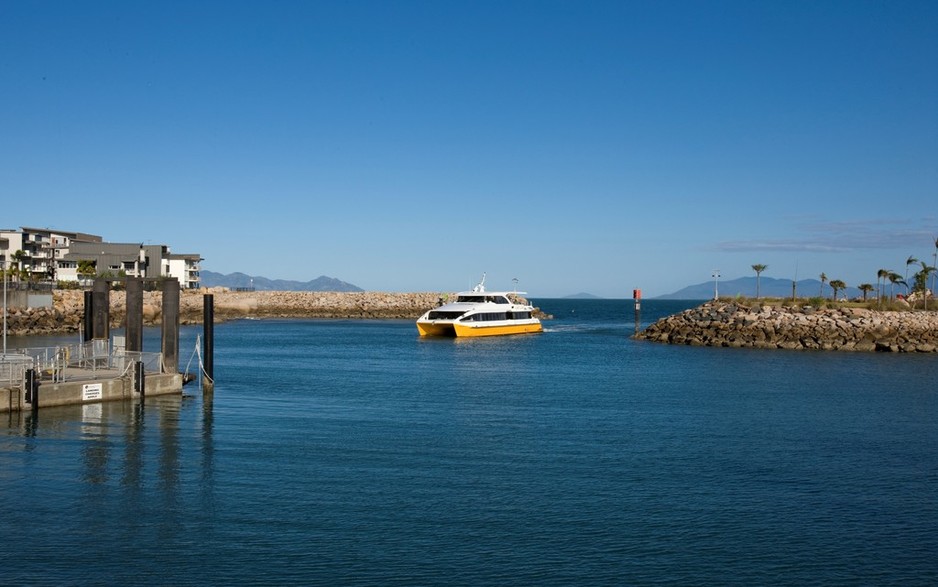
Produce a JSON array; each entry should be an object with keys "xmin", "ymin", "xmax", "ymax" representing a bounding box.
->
[
  {"xmin": 2, "ymin": 257, "xmax": 6, "ymax": 355},
  {"xmin": 712, "ymin": 269, "xmax": 721, "ymax": 301}
]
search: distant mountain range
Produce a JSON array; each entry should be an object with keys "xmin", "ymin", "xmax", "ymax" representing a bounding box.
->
[
  {"xmin": 656, "ymin": 276, "xmax": 866, "ymax": 300},
  {"xmin": 564, "ymin": 292, "xmax": 602, "ymax": 299},
  {"xmin": 200, "ymin": 271, "xmax": 363, "ymax": 292},
  {"xmin": 198, "ymin": 272, "xmax": 884, "ymax": 300}
]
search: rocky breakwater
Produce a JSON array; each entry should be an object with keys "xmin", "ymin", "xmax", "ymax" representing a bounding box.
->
[
  {"xmin": 203, "ymin": 290, "xmax": 452, "ymax": 320},
  {"xmin": 2, "ymin": 297, "xmax": 84, "ymax": 336},
  {"xmin": 5, "ymin": 289, "xmax": 544, "ymax": 335},
  {"xmin": 635, "ymin": 301, "xmax": 938, "ymax": 353}
]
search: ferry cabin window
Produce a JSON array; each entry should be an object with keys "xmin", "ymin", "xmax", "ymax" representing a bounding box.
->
[
  {"xmin": 461, "ymin": 312, "xmax": 508, "ymax": 322},
  {"xmin": 428, "ymin": 311, "xmax": 465, "ymax": 320}
]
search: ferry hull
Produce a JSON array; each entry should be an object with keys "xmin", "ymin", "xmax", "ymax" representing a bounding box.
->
[
  {"xmin": 454, "ymin": 322, "xmax": 543, "ymax": 337},
  {"xmin": 416, "ymin": 322, "xmax": 456, "ymax": 336},
  {"xmin": 418, "ymin": 321, "xmax": 543, "ymax": 337}
]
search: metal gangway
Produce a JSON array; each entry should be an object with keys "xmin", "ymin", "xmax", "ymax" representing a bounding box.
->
[{"xmin": 2, "ymin": 340, "xmax": 163, "ymax": 385}]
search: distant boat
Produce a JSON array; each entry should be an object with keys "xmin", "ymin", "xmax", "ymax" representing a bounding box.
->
[{"xmin": 416, "ymin": 274, "xmax": 543, "ymax": 337}]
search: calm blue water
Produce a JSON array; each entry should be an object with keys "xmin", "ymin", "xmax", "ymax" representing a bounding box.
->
[{"xmin": 2, "ymin": 299, "xmax": 937, "ymax": 585}]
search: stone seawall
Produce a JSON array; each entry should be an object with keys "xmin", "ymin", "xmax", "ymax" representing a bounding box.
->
[
  {"xmin": 5, "ymin": 289, "xmax": 542, "ymax": 336},
  {"xmin": 634, "ymin": 301, "xmax": 938, "ymax": 353}
]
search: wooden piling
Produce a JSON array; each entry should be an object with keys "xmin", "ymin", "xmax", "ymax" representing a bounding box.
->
[
  {"xmin": 134, "ymin": 360, "xmax": 145, "ymax": 397},
  {"xmin": 25, "ymin": 368, "xmax": 38, "ymax": 410},
  {"xmin": 203, "ymin": 294, "xmax": 214, "ymax": 392},
  {"xmin": 82, "ymin": 290, "xmax": 93, "ymax": 342}
]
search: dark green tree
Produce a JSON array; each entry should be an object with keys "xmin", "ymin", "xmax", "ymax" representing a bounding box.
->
[
  {"xmin": 829, "ymin": 279, "xmax": 847, "ymax": 302},
  {"xmin": 887, "ymin": 272, "xmax": 905, "ymax": 301}
]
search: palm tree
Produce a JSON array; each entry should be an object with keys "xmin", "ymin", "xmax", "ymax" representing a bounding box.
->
[
  {"xmin": 906, "ymin": 255, "xmax": 919, "ymax": 296},
  {"xmin": 876, "ymin": 268, "xmax": 890, "ymax": 303},
  {"xmin": 887, "ymin": 272, "xmax": 905, "ymax": 301},
  {"xmin": 11, "ymin": 249, "xmax": 26, "ymax": 282},
  {"xmin": 915, "ymin": 261, "xmax": 937, "ymax": 310},
  {"xmin": 829, "ymin": 279, "xmax": 847, "ymax": 302},
  {"xmin": 819, "ymin": 272, "xmax": 827, "ymax": 298},
  {"xmin": 752, "ymin": 264, "xmax": 767, "ymax": 299},
  {"xmin": 858, "ymin": 283, "xmax": 874, "ymax": 301},
  {"xmin": 933, "ymin": 237, "xmax": 938, "ymax": 298}
]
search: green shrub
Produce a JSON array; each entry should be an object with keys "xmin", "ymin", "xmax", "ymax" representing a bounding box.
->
[
  {"xmin": 806, "ymin": 296, "xmax": 828, "ymax": 308},
  {"xmin": 865, "ymin": 299, "xmax": 912, "ymax": 312}
]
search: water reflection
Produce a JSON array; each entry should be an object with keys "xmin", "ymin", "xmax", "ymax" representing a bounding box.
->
[
  {"xmin": 201, "ymin": 390, "xmax": 214, "ymax": 486},
  {"xmin": 1, "ymin": 392, "xmax": 215, "ymax": 524}
]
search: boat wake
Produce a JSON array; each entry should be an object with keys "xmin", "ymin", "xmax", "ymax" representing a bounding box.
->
[{"xmin": 544, "ymin": 323, "xmax": 633, "ymax": 335}]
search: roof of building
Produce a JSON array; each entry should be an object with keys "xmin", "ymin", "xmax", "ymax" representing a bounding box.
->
[{"xmin": 20, "ymin": 227, "xmax": 103, "ymax": 242}]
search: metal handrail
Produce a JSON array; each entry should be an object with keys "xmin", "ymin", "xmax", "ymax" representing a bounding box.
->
[
  {"xmin": 0, "ymin": 354, "xmax": 34, "ymax": 388},
  {"xmin": 2, "ymin": 342, "xmax": 163, "ymax": 385}
]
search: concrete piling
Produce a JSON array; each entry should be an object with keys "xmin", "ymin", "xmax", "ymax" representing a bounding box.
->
[
  {"xmin": 124, "ymin": 277, "xmax": 143, "ymax": 353},
  {"xmin": 126, "ymin": 277, "xmax": 144, "ymax": 353},
  {"xmin": 92, "ymin": 279, "xmax": 110, "ymax": 340}
]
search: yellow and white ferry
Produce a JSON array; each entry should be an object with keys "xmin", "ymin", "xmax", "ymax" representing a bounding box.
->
[{"xmin": 416, "ymin": 275, "xmax": 543, "ymax": 337}]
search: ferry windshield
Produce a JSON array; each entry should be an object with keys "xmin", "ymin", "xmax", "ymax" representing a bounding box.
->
[
  {"xmin": 456, "ymin": 295, "xmax": 511, "ymax": 304},
  {"xmin": 457, "ymin": 295, "xmax": 485, "ymax": 303}
]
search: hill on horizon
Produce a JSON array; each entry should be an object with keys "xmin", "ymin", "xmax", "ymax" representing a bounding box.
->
[
  {"xmin": 200, "ymin": 270, "xmax": 363, "ymax": 292},
  {"xmin": 563, "ymin": 292, "xmax": 603, "ymax": 299},
  {"xmin": 656, "ymin": 276, "xmax": 866, "ymax": 300}
]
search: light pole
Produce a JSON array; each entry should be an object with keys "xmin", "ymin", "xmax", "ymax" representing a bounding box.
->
[
  {"xmin": 2, "ymin": 257, "xmax": 7, "ymax": 355},
  {"xmin": 712, "ymin": 269, "xmax": 721, "ymax": 301}
]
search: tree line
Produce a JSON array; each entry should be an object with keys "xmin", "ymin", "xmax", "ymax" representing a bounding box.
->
[{"xmin": 749, "ymin": 237, "xmax": 938, "ymax": 310}]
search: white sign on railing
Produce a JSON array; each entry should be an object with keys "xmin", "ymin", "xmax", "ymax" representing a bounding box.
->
[{"xmin": 82, "ymin": 383, "xmax": 103, "ymax": 401}]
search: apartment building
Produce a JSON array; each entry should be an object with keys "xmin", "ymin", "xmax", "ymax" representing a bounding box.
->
[
  {"xmin": 0, "ymin": 227, "xmax": 202, "ymax": 289},
  {"xmin": 0, "ymin": 227, "xmax": 103, "ymax": 281},
  {"xmin": 164, "ymin": 253, "xmax": 203, "ymax": 290}
]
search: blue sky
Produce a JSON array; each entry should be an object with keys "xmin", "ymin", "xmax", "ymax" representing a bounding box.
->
[{"xmin": 2, "ymin": 1, "xmax": 936, "ymax": 297}]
